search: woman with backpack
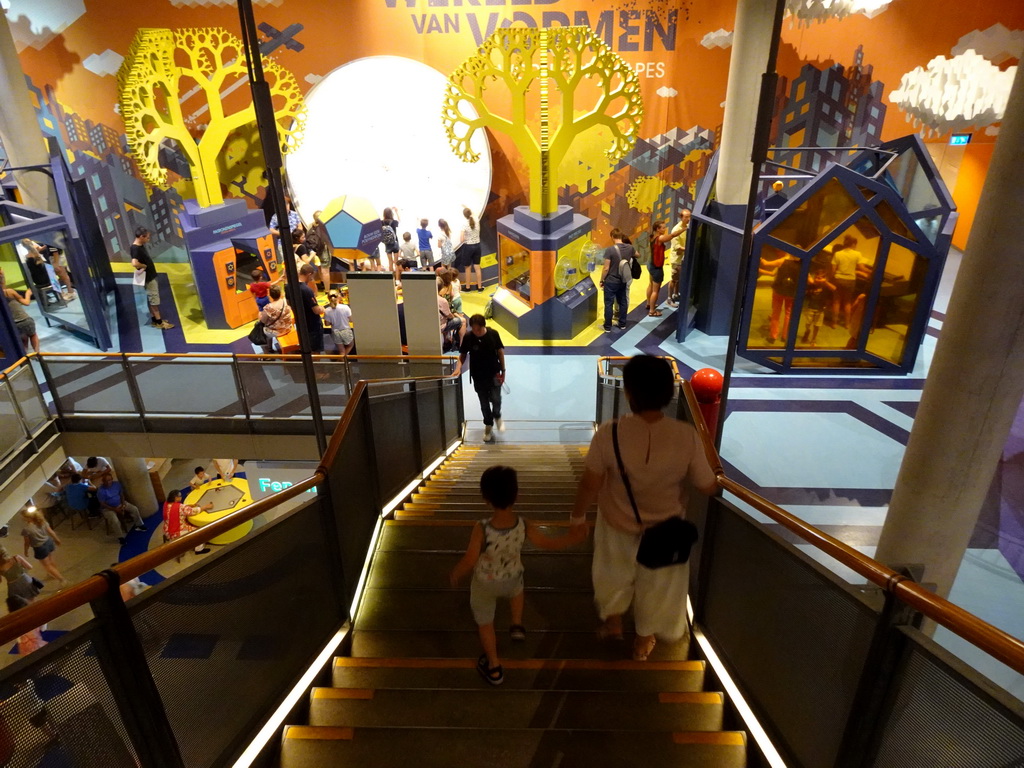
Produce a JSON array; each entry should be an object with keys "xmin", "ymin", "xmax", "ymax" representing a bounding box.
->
[{"xmin": 380, "ymin": 207, "xmax": 401, "ymax": 275}]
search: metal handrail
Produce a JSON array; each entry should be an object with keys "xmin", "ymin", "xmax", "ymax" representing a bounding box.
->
[
  {"xmin": 678, "ymin": 378, "xmax": 1024, "ymax": 676},
  {"xmin": 0, "ymin": 370, "xmax": 461, "ymax": 647}
]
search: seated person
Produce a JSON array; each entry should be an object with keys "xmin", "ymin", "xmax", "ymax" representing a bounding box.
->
[
  {"xmin": 96, "ymin": 473, "xmax": 145, "ymax": 544},
  {"xmin": 189, "ymin": 466, "xmax": 212, "ymax": 491},
  {"xmin": 163, "ymin": 490, "xmax": 212, "ymax": 555},
  {"xmin": 82, "ymin": 456, "xmax": 115, "ymax": 485},
  {"xmin": 63, "ymin": 472, "xmax": 94, "ymax": 521},
  {"xmin": 56, "ymin": 457, "xmax": 83, "ymax": 485}
]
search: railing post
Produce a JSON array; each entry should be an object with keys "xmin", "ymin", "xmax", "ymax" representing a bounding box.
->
[
  {"xmin": 360, "ymin": 387, "xmax": 385, "ymax": 510},
  {"xmin": 1, "ymin": 376, "xmax": 32, "ymax": 441},
  {"xmin": 229, "ymin": 353, "xmax": 254, "ymax": 431},
  {"xmin": 35, "ymin": 355, "xmax": 66, "ymax": 430},
  {"xmin": 408, "ymin": 379, "xmax": 424, "ymax": 471},
  {"xmin": 88, "ymin": 570, "xmax": 185, "ymax": 768},
  {"xmin": 121, "ymin": 355, "xmax": 148, "ymax": 433},
  {"xmin": 595, "ymin": 369, "xmax": 604, "ymax": 424},
  {"xmin": 835, "ymin": 569, "xmax": 920, "ymax": 768}
]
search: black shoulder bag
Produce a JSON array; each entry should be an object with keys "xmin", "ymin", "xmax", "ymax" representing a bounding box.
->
[{"xmin": 612, "ymin": 420, "xmax": 699, "ymax": 569}]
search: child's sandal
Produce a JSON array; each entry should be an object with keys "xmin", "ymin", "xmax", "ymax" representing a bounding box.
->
[
  {"xmin": 509, "ymin": 624, "xmax": 527, "ymax": 641},
  {"xmin": 477, "ymin": 654, "xmax": 504, "ymax": 686}
]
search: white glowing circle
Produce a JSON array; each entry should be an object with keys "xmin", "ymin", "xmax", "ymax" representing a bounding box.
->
[{"xmin": 286, "ymin": 56, "xmax": 491, "ymax": 238}]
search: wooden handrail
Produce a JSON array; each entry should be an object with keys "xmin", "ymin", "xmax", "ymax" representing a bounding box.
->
[
  {"xmin": 0, "ymin": 369, "xmax": 461, "ymax": 648},
  {"xmin": 679, "ymin": 378, "xmax": 1024, "ymax": 676}
]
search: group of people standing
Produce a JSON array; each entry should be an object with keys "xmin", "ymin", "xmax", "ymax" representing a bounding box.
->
[
  {"xmin": 379, "ymin": 207, "xmax": 483, "ymax": 292},
  {"xmin": 598, "ymin": 210, "xmax": 691, "ymax": 332}
]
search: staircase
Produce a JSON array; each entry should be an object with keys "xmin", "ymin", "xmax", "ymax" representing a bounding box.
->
[{"xmin": 280, "ymin": 443, "xmax": 747, "ymax": 767}]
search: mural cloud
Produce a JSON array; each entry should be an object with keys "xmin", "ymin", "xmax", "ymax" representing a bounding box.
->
[
  {"xmin": 952, "ymin": 24, "xmax": 1024, "ymax": 66},
  {"xmin": 83, "ymin": 49, "xmax": 125, "ymax": 78},
  {"xmin": 656, "ymin": 86, "xmax": 678, "ymax": 98},
  {"xmin": 700, "ymin": 29, "xmax": 733, "ymax": 50},
  {"xmin": 890, "ymin": 50, "xmax": 1017, "ymax": 135},
  {"xmin": 2, "ymin": 0, "xmax": 86, "ymax": 51}
]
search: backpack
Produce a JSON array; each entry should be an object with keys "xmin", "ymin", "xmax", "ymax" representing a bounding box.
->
[
  {"xmin": 440, "ymin": 237, "xmax": 456, "ymax": 265},
  {"xmin": 380, "ymin": 222, "xmax": 397, "ymax": 248},
  {"xmin": 615, "ymin": 244, "xmax": 641, "ymax": 281}
]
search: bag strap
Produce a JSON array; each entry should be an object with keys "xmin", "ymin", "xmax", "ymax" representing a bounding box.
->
[{"xmin": 612, "ymin": 420, "xmax": 643, "ymax": 527}]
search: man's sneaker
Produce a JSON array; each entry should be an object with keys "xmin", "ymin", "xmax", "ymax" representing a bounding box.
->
[
  {"xmin": 156, "ymin": 320, "xmax": 175, "ymax": 330},
  {"xmin": 603, "ymin": 324, "xmax": 612, "ymax": 332},
  {"xmin": 495, "ymin": 418, "xmax": 505, "ymax": 433},
  {"xmin": 618, "ymin": 323, "xmax": 627, "ymax": 330},
  {"xmin": 483, "ymin": 425, "xmax": 494, "ymax": 442}
]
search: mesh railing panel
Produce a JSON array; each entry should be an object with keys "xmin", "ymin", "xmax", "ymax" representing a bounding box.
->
[
  {"xmin": 8, "ymin": 366, "xmax": 49, "ymax": 433},
  {"xmin": 0, "ymin": 624, "xmax": 137, "ymax": 768},
  {"xmin": 44, "ymin": 360, "xmax": 134, "ymax": 414},
  {"xmin": 597, "ymin": 380, "xmax": 618, "ymax": 424},
  {"xmin": 311, "ymin": 360, "xmax": 351, "ymax": 418},
  {"xmin": 416, "ymin": 381, "xmax": 445, "ymax": 468},
  {"xmin": 442, "ymin": 377, "xmax": 460, "ymax": 443},
  {"xmin": 129, "ymin": 501, "xmax": 344, "ymax": 768},
  {"xmin": 128, "ymin": 359, "xmax": 243, "ymax": 416},
  {"xmin": 701, "ymin": 498, "xmax": 880, "ymax": 768},
  {"xmin": 368, "ymin": 385, "xmax": 420, "ymax": 503},
  {"xmin": 0, "ymin": 381, "xmax": 24, "ymax": 460},
  {"xmin": 870, "ymin": 631, "xmax": 1024, "ymax": 767},
  {"xmin": 237, "ymin": 360, "xmax": 313, "ymax": 419},
  {"xmin": 325, "ymin": 396, "xmax": 382, "ymax": 609}
]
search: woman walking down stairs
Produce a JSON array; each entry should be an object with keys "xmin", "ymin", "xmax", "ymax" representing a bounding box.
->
[{"xmin": 280, "ymin": 444, "xmax": 747, "ymax": 767}]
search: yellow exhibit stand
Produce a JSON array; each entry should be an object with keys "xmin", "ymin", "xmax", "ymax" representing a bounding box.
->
[{"xmin": 184, "ymin": 477, "xmax": 254, "ymax": 545}]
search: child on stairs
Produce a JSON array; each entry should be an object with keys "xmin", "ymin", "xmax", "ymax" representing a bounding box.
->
[{"xmin": 450, "ymin": 465, "xmax": 584, "ymax": 686}]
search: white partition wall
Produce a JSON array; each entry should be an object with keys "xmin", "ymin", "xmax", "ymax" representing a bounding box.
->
[
  {"xmin": 403, "ymin": 273, "xmax": 443, "ymax": 356},
  {"xmin": 346, "ymin": 273, "xmax": 402, "ymax": 355}
]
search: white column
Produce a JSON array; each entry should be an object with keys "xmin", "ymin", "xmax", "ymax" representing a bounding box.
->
[
  {"xmin": 716, "ymin": 0, "xmax": 778, "ymax": 205},
  {"xmin": 0, "ymin": 14, "xmax": 56, "ymax": 211},
  {"xmin": 111, "ymin": 458, "xmax": 159, "ymax": 518},
  {"xmin": 875, "ymin": 66, "xmax": 1024, "ymax": 598}
]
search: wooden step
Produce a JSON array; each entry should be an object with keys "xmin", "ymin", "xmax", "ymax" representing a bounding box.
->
[
  {"xmin": 332, "ymin": 657, "xmax": 707, "ymax": 693},
  {"xmin": 281, "ymin": 726, "xmax": 746, "ymax": 768},
  {"xmin": 309, "ymin": 687, "xmax": 725, "ymax": 731},
  {"xmin": 378, "ymin": 521, "xmax": 592, "ymax": 553},
  {"xmin": 368, "ymin": 552, "xmax": 593, "ymax": 590}
]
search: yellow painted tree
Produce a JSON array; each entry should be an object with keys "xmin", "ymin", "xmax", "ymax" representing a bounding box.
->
[
  {"xmin": 118, "ymin": 27, "xmax": 305, "ymax": 208},
  {"xmin": 442, "ymin": 26, "xmax": 643, "ymax": 216}
]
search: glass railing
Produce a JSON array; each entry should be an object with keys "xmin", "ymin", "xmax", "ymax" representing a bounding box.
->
[{"xmin": 0, "ymin": 367, "xmax": 463, "ymax": 768}]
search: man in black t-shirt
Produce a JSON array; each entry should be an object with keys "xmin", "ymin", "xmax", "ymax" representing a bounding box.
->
[
  {"xmin": 130, "ymin": 227, "xmax": 174, "ymax": 329},
  {"xmin": 453, "ymin": 314, "xmax": 505, "ymax": 442},
  {"xmin": 298, "ymin": 264, "xmax": 326, "ymax": 352}
]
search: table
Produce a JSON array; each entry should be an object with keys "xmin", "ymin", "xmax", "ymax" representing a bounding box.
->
[{"xmin": 184, "ymin": 478, "xmax": 254, "ymax": 545}]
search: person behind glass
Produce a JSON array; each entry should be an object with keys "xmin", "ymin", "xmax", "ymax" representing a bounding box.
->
[
  {"xmin": 399, "ymin": 232, "xmax": 418, "ymax": 269},
  {"xmin": 269, "ymin": 196, "xmax": 303, "ymax": 240},
  {"xmin": 258, "ymin": 284, "xmax": 294, "ymax": 354},
  {"xmin": 190, "ymin": 466, "xmax": 212, "ymax": 491},
  {"xmin": 20, "ymin": 508, "xmax": 65, "ymax": 587},
  {"xmin": 453, "ymin": 315, "xmax": 505, "ymax": 443},
  {"xmin": 131, "ymin": 227, "xmax": 174, "ymax": 330},
  {"xmin": 599, "ymin": 228, "xmax": 634, "ymax": 332},
  {"xmin": 1, "ymin": 268, "xmax": 40, "ymax": 353},
  {"xmin": 437, "ymin": 218, "xmax": 457, "ymax": 267},
  {"xmin": 380, "ymin": 206, "xmax": 401, "ymax": 274},
  {"xmin": 21, "ymin": 238, "xmax": 73, "ymax": 297},
  {"xmin": 6, "ymin": 596, "xmax": 46, "ymax": 655},
  {"xmin": 0, "ymin": 546, "xmax": 43, "ymax": 603},
  {"xmin": 248, "ymin": 268, "xmax": 281, "ymax": 311},
  {"xmin": 759, "ymin": 251, "xmax": 801, "ymax": 345},
  {"xmin": 801, "ymin": 265, "xmax": 835, "ymax": 347},
  {"xmin": 297, "ymin": 264, "xmax": 326, "ymax": 352},
  {"xmin": 97, "ymin": 472, "xmax": 145, "ymax": 544},
  {"xmin": 162, "ymin": 490, "xmax": 212, "ymax": 555},
  {"xmin": 647, "ymin": 219, "xmax": 684, "ymax": 318},
  {"xmin": 324, "ymin": 290, "xmax": 354, "ymax": 354},
  {"xmin": 459, "ymin": 207, "xmax": 483, "ymax": 292},
  {"xmin": 569, "ymin": 355, "xmax": 718, "ymax": 661},
  {"xmin": 831, "ymin": 234, "xmax": 861, "ymax": 328},
  {"xmin": 416, "ymin": 218, "xmax": 434, "ymax": 268},
  {"xmin": 309, "ymin": 210, "xmax": 333, "ymax": 290}
]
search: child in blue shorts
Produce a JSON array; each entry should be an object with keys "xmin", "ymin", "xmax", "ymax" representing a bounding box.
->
[{"xmin": 450, "ymin": 465, "xmax": 583, "ymax": 685}]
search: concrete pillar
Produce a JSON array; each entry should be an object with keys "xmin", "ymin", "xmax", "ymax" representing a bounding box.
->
[
  {"xmin": 716, "ymin": 0, "xmax": 777, "ymax": 205},
  {"xmin": 875, "ymin": 66, "xmax": 1024, "ymax": 599},
  {"xmin": 111, "ymin": 458, "xmax": 159, "ymax": 518},
  {"xmin": 0, "ymin": 13, "xmax": 57, "ymax": 211}
]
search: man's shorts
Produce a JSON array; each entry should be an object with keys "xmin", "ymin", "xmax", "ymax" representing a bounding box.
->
[
  {"xmin": 145, "ymin": 279, "xmax": 160, "ymax": 306},
  {"xmin": 470, "ymin": 574, "xmax": 524, "ymax": 624},
  {"xmin": 648, "ymin": 265, "xmax": 664, "ymax": 284}
]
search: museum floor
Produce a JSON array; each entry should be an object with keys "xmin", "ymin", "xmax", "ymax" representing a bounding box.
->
[{"xmin": 21, "ymin": 247, "xmax": 1024, "ymax": 700}]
